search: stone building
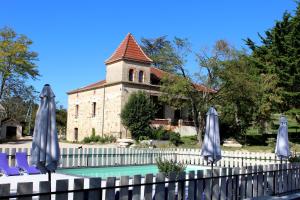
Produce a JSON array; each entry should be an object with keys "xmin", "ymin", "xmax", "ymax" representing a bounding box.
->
[
  {"xmin": 0, "ymin": 118, "xmax": 22, "ymax": 140},
  {"xmin": 66, "ymin": 33, "xmax": 213, "ymax": 141}
]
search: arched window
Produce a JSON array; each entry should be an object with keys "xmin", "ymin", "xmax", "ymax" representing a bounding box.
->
[
  {"xmin": 138, "ymin": 71, "xmax": 144, "ymax": 83},
  {"xmin": 129, "ymin": 69, "xmax": 134, "ymax": 81}
]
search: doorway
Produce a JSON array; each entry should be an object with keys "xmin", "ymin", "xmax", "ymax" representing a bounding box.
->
[
  {"xmin": 74, "ymin": 128, "xmax": 78, "ymax": 141},
  {"xmin": 6, "ymin": 126, "xmax": 17, "ymax": 140}
]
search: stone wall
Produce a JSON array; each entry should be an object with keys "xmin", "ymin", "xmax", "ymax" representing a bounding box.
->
[
  {"xmin": 106, "ymin": 60, "xmax": 151, "ymax": 84},
  {"xmin": 66, "ymin": 84, "xmax": 123, "ymax": 141}
]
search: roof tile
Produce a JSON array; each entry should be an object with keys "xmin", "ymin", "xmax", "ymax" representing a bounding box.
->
[{"xmin": 105, "ymin": 33, "xmax": 152, "ymax": 64}]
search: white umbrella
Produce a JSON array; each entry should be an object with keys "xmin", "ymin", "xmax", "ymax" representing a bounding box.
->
[
  {"xmin": 275, "ymin": 115, "xmax": 290, "ymax": 162},
  {"xmin": 201, "ymin": 106, "xmax": 222, "ymax": 200},
  {"xmin": 201, "ymin": 106, "xmax": 222, "ymax": 165},
  {"xmin": 31, "ymin": 84, "xmax": 60, "ymax": 182}
]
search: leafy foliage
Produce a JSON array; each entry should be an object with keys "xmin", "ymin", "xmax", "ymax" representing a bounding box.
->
[
  {"xmin": 82, "ymin": 131, "xmax": 116, "ymax": 144},
  {"xmin": 289, "ymin": 155, "xmax": 300, "ymax": 163},
  {"xmin": 156, "ymin": 157, "xmax": 186, "ymax": 177},
  {"xmin": 56, "ymin": 105, "xmax": 67, "ymax": 139},
  {"xmin": 245, "ymin": 4, "xmax": 300, "ymax": 111},
  {"xmin": 216, "ymin": 51, "xmax": 261, "ymax": 138},
  {"xmin": 151, "ymin": 126, "xmax": 182, "ymax": 146},
  {"xmin": 121, "ymin": 91, "xmax": 156, "ymax": 139},
  {"xmin": 0, "ymin": 27, "xmax": 39, "ymax": 99},
  {"xmin": 142, "ymin": 37, "xmax": 205, "ymax": 143},
  {"xmin": 141, "ymin": 36, "xmax": 179, "ymax": 73}
]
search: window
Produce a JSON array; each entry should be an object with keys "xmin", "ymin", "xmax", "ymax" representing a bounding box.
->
[
  {"xmin": 74, "ymin": 128, "xmax": 78, "ymax": 141},
  {"xmin": 138, "ymin": 71, "xmax": 144, "ymax": 83},
  {"xmin": 75, "ymin": 105, "xmax": 79, "ymax": 118},
  {"xmin": 92, "ymin": 102, "xmax": 96, "ymax": 117},
  {"xmin": 129, "ymin": 69, "xmax": 134, "ymax": 81}
]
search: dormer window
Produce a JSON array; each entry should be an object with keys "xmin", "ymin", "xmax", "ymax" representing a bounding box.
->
[
  {"xmin": 138, "ymin": 71, "xmax": 144, "ymax": 83},
  {"xmin": 129, "ymin": 69, "xmax": 134, "ymax": 81}
]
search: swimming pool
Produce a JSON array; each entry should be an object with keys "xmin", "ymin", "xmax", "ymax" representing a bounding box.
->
[{"xmin": 57, "ymin": 165, "xmax": 208, "ymax": 179}]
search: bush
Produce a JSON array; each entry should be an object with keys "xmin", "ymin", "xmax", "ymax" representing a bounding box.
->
[
  {"xmin": 156, "ymin": 157, "xmax": 186, "ymax": 177},
  {"xmin": 151, "ymin": 126, "xmax": 169, "ymax": 140},
  {"xmin": 169, "ymin": 132, "xmax": 181, "ymax": 146},
  {"xmin": 138, "ymin": 135, "xmax": 150, "ymax": 141},
  {"xmin": 289, "ymin": 156, "xmax": 300, "ymax": 163},
  {"xmin": 150, "ymin": 127, "xmax": 182, "ymax": 146},
  {"xmin": 81, "ymin": 132, "xmax": 116, "ymax": 144},
  {"xmin": 82, "ymin": 137, "xmax": 91, "ymax": 144}
]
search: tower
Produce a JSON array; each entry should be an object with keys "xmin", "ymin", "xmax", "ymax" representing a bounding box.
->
[{"xmin": 105, "ymin": 33, "xmax": 152, "ymax": 84}]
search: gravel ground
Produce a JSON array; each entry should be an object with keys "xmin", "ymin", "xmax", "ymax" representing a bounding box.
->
[{"xmin": 0, "ymin": 140, "xmax": 118, "ymax": 149}]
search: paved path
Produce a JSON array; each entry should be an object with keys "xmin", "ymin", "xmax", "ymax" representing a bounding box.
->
[{"xmin": 0, "ymin": 140, "xmax": 118, "ymax": 149}]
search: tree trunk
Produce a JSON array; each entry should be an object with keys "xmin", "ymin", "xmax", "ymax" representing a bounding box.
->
[
  {"xmin": 0, "ymin": 76, "xmax": 6, "ymax": 100},
  {"xmin": 259, "ymin": 119, "xmax": 268, "ymax": 135}
]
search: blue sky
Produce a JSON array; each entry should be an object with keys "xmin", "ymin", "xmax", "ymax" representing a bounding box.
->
[{"xmin": 0, "ymin": 0, "xmax": 297, "ymax": 107}]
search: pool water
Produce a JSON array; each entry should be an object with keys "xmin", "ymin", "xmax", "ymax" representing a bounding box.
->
[{"xmin": 57, "ymin": 165, "xmax": 207, "ymax": 179}]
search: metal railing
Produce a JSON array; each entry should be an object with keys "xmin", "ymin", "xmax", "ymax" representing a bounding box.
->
[{"xmin": 0, "ymin": 166, "xmax": 299, "ymax": 200}]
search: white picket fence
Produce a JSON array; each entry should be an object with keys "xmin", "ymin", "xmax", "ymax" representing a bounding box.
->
[
  {"xmin": 0, "ymin": 147, "xmax": 280, "ymax": 168},
  {"xmin": 0, "ymin": 163, "xmax": 300, "ymax": 200}
]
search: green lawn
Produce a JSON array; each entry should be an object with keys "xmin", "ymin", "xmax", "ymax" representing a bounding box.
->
[
  {"xmin": 179, "ymin": 136, "xmax": 300, "ymax": 152},
  {"xmin": 246, "ymin": 112, "xmax": 300, "ymax": 136}
]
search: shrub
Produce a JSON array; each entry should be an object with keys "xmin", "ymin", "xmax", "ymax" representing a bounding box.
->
[
  {"xmin": 150, "ymin": 127, "xmax": 182, "ymax": 146},
  {"xmin": 82, "ymin": 137, "xmax": 91, "ymax": 144},
  {"xmin": 156, "ymin": 157, "xmax": 186, "ymax": 177},
  {"xmin": 151, "ymin": 126, "xmax": 169, "ymax": 140},
  {"xmin": 139, "ymin": 135, "xmax": 150, "ymax": 141},
  {"xmin": 169, "ymin": 132, "xmax": 181, "ymax": 146},
  {"xmin": 81, "ymin": 133, "xmax": 116, "ymax": 144},
  {"xmin": 289, "ymin": 156, "xmax": 300, "ymax": 163}
]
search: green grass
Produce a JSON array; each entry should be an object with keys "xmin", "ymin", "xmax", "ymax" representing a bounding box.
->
[
  {"xmin": 246, "ymin": 112, "xmax": 300, "ymax": 135},
  {"xmin": 179, "ymin": 136, "xmax": 198, "ymax": 148}
]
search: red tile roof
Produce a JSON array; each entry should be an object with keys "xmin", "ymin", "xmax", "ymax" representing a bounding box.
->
[
  {"xmin": 150, "ymin": 67, "xmax": 216, "ymax": 93},
  {"xmin": 150, "ymin": 67, "xmax": 165, "ymax": 79},
  {"xmin": 105, "ymin": 33, "xmax": 153, "ymax": 65},
  {"xmin": 193, "ymin": 83, "xmax": 216, "ymax": 93},
  {"xmin": 67, "ymin": 80, "xmax": 106, "ymax": 94}
]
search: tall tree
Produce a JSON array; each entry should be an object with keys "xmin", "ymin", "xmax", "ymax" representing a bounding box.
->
[
  {"xmin": 217, "ymin": 51, "xmax": 260, "ymax": 139},
  {"xmin": 0, "ymin": 27, "xmax": 39, "ymax": 99},
  {"xmin": 56, "ymin": 105, "xmax": 67, "ymax": 138},
  {"xmin": 142, "ymin": 37, "xmax": 213, "ymax": 143},
  {"xmin": 245, "ymin": 3, "xmax": 300, "ymax": 111},
  {"xmin": 121, "ymin": 91, "xmax": 156, "ymax": 139},
  {"xmin": 141, "ymin": 36, "xmax": 179, "ymax": 73}
]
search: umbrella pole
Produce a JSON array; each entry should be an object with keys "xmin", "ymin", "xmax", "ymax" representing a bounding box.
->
[
  {"xmin": 280, "ymin": 158, "xmax": 283, "ymax": 192},
  {"xmin": 211, "ymin": 162, "xmax": 213, "ymax": 200},
  {"xmin": 48, "ymin": 171, "xmax": 51, "ymax": 191}
]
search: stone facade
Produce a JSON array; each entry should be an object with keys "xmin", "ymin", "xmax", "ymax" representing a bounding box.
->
[
  {"xmin": 67, "ymin": 83, "xmax": 123, "ymax": 141},
  {"xmin": 67, "ymin": 81, "xmax": 170, "ymax": 141},
  {"xmin": 66, "ymin": 33, "xmax": 207, "ymax": 141}
]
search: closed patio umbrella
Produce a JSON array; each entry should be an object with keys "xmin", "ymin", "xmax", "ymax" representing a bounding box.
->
[
  {"xmin": 31, "ymin": 84, "xmax": 60, "ymax": 183},
  {"xmin": 275, "ymin": 115, "xmax": 290, "ymax": 162},
  {"xmin": 201, "ymin": 106, "xmax": 222, "ymax": 200},
  {"xmin": 201, "ymin": 106, "xmax": 222, "ymax": 167}
]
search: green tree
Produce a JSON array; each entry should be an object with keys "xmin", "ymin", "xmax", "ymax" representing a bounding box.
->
[
  {"xmin": 56, "ymin": 105, "xmax": 67, "ymax": 138},
  {"xmin": 142, "ymin": 37, "xmax": 218, "ymax": 144},
  {"xmin": 158, "ymin": 38, "xmax": 207, "ymax": 143},
  {"xmin": 121, "ymin": 91, "xmax": 156, "ymax": 139},
  {"xmin": 141, "ymin": 36, "xmax": 178, "ymax": 73},
  {"xmin": 0, "ymin": 27, "xmax": 39, "ymax": 99},
  {"xmin": 216, "ymin": 51, "xmax": 261, "ymax": 139},
  {"xmin": 245, "ymin": 3, "xmax": 300, "ymax": 110}
]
